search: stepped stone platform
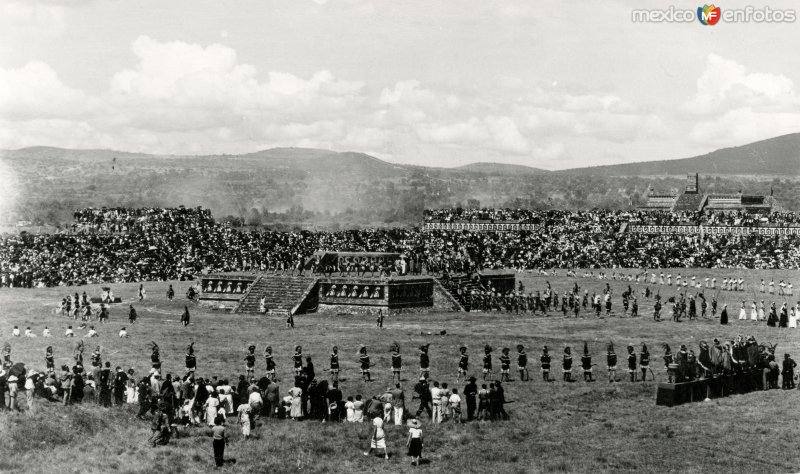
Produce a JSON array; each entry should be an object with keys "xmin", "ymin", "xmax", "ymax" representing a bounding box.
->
[
  {"xmin": 437, "ymin": 272, "xmax": 516, "ymax": 311},
  {"xmin": 198, "ymin": 267, "xmax": 514, "ymax": 315}
]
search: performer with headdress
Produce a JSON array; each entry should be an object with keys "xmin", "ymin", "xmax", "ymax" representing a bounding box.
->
[
  {"xmin": 91, "ymin": 345, "xmax": 102, "ymax": 370},
  {"xmin": 391, "ymin": 342, "xmax": 402, "ymax": 385},
  {"xmin": 150, "ymin": 342, "xmax": 161, "ymax": 372},
  {"xmin": 185, "ymin": 342, "xmax": 196, "ymax": 374},
  {"xmin": 562, "ymin": 346, "xmax": 573, "ymax": 382},
  {"xmin": 540, "ymin": 346, "xmax": 551, "ymax": 382},
  {"xmin": 419, "ymin": 344, "xmax": 430, "ymax": 379},
  {"xmin": 517, "ymin": 345, "xmax": 528, "ymax": 381},
  {"xmin": 2, "ymin": 342, "xmax": 10, "ymax": 365},
  {"xmin": 499, "ymin": 348, "xmax": 511, "ymax": 382},
  {"xmin": 359, "ymin": 345, "xmax": 372, "ymax": 382},
  {"xmin": 580, "ymin": 342, "xmax": 593, "ymax": 382},
  {"xmin": 330, "ymin": 345, "xmax": 340, "ymax": 383},
  {"xmin": 293, "ymin": 345, "xmax": 303, "ymax": 376},
  {"xmin": 45, "ymin": 346, "xmax": 55, "ymax": 374},
  {"xmin": 626, "ymin": 345, "xmax": 637, "ymax": 382},
  {"xmin": 661, "ymin": 343, "xmax": 674, "ymax": 382},
  {"xmin": 74, "ymin": 340, "xmax": 84, "ymax": 366},
  {"xmin": 245, "ymin": 344, "xmax": 256, "ymax": 378},
  {"xmin": 456, "ymin": 346, "xmax": 468, "ymax": 383},
  {"xmin": 264, "ymin": 346, "xmax": 276, "ymax": 381},
  {"xmin": 482, "ymin": 345, "xmax": 493, "ymax": 381},
  {"xmin": 639, "ymin": 343, "xmax": 650, "ymax": 382},
  {"xmin": 606, "ymin": 342, "xmax": 617, "ymax": 383}
]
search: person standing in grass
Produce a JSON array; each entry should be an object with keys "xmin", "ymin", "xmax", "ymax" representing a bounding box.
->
[
  {"xmin": 236, "ymin": 402, "xmax": 251, "ymax": 439},
  {"xmin": 364, "ymin": 414, "xmax": 389, "ymax": 460},
  {"xmin": 211, "ymin": 416, "xmax": 227, "ymax": 467},
  {"xmin": 406, "ymin": 418, "xmax": 423, "ymax": 466}
]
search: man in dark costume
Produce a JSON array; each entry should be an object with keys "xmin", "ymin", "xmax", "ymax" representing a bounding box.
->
[
  {"xmin": 639, "ymin": 343, "xmax": 650, "ymax": 382},
  {"xmin": 782, "ymin": 353, "xmax": 796, "ymax": 389},
  {"xmin": 150, "ymin": 342, "xmax": 161, "ymax": 372},
  {"xmin": 483, "ymin": 345, "xmax": 493, "ymax": 381},
  {"xmin": 562, "ymin": 346, "xmax": 573, "ymax": 382},
  {"xmin": 330, "ymin": 345, "xmax": 340, "ymax": 384},
  {"xmin": 540, "ymin": 346, "xmax": 551, "ymax": 382},
  {"xmin": 419, "ymin": 344, "xmax": 430, "ymax": 380},
  {"xmin": 499, "ymin": 348, "xmax": 511, "ymax": 382},
  {"xmin": 626, "ymin": 345, "xmax": 637, "ymax": 382},
  {"xmin": 128, "ymin": 305, "xmax": 137, "ymax": 324},
  {"xmin": 293, "ymin": 345, "xmax": 303, "ymax": 377},
  {"xmin": 391, "ymin": 343, "xmax": 402, "ymax": 385},
  {"xmin": 180, "ymin": 306, "xmax": 190, "ymax": 327},
  {"xmin": 464, "ymin": 376, "xmax": 478, "ymax": 421},
  {"xmin": 457, "ymin": 346, "xmax": 468, "ymax": 383},
  {"xmin": 264, "ymin": 346, "xmax": 276, "ymax": 381},
  {"xmin": 185, "ymin": 343, "xmax": 196, "ymax": 375},
  {"xmin": 606, "ymin": 342, "xmax": 617, "ymax": 383},
  {"xmin": 581, "ymin": 342, "xmax": 593, "ymax": 382},
  {"xmin": 245, "ymin": 344, "xmax": 256, "ymax": 379},
  {"xmin": 359, "ymin": 346, "xmax": 371, "ymax": 382},
  {"xmin": 517, "ymin": 345, "xmax": 528, "ymax": 381}
]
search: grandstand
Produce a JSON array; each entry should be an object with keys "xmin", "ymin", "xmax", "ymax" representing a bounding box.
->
[{"xmin": 642, "ymin": 173, "xmax": 777, "ymax": 214}]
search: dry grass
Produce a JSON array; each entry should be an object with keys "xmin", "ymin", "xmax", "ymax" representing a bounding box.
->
[{"xmin": 1, "ymin": 267, "xmax": 799, "ymax": 473}]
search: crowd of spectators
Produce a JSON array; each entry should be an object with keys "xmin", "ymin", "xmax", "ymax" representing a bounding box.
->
[
  {"xmin": 426, "ymin": 208, "xmax": 800, "ymax": 228},
  {"xmin": 2, "ymin": 207, "xmax": 800, "ymax": 288},
  {"xmin": 72, "ymin": 207, "xmax": 214, "ymax": 234}
]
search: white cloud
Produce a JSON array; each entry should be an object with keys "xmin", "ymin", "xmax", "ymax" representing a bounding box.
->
[
  {"xmin": 690, "ymin": 108, "xmax": 800, "ymax": 147},
  {"xmin": 0, "ymin": 1, "xmax": 66, "ymax": 36},
  {"xmin": 0, "ymin": 61, "xmax": 92, "ymax": 120},
  {"xmin": 683, "ymin": 54, "xmax": 800, "ymax": 147},
  {"xmin": 683, "ymin": 54, "xmax": 796, "ymax": 115}
]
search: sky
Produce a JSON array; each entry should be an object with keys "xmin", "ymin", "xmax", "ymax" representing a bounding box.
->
[{"xmin": 0, "ymin": 0, "xmax": 799, "ymax": 169}]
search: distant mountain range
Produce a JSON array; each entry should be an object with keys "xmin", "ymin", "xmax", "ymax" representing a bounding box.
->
[
  {"xmin": 559, "ymin": 133, "xmax": 800, "ymax": 176},
  {"xmin": 2, "ymin": 133, "xmax": 799, "ymax": 225},
  {"xmin": 3, "ymin": 132, "xmax": 799, "ymax": 177}
]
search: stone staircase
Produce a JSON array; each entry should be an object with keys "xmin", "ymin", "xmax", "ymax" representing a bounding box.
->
[
  {"xmin": 436, "ymin": 275, "xmax": 485, "ymax": 311},
  {"xmin": 672, "ymin": 193, "xmax": 707, "ymax": 212},
  {"xmin": 233, "ymin": 275, "xmax": 319, "ymax": 315}
]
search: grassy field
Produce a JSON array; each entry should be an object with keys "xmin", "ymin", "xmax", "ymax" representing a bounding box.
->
[{"xmin": 1, "ymin": 267, "xmax": 800, "ymax": 473}]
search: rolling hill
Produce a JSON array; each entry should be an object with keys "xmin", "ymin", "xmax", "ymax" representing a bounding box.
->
[
  {"xmin": 2, "ymin": 133, "xmax": 800, "ymax": 226},
  {"xmin": 455, "ymin": 162, "xmax": 549, "ymax": 175},
  {"xmin": 561, "ymin": 133, "xmax": 800, "ymax": 176}
]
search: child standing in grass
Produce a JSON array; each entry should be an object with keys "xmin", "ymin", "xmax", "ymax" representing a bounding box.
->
[
  {"xmin": 406, "ymin": 419, "xmax": 423, "ymax": 466},
  {"xmin": 354, "ymin": 395, "xmax": 365, "ymax": 422},
  {"xmin": 211, "ymin": 417, "xmax": 226, "ymax": 467}
]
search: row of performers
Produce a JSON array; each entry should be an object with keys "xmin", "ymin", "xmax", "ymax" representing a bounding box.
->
[{"xmin": 33, "ymin": 336, "xmax": 789, "ymax": 389}]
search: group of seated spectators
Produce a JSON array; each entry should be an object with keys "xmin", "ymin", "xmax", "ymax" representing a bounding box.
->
[
  {"xmin": 425, "ymin": 208, "xmax": 800, "ymax": 228},
  {"xmin": 2, "ymin": 206, "xmax": 800, "ymax": 288},
  {"xmin": 72, "ymin": 207, "xmax": 214, "ymax": 234}
]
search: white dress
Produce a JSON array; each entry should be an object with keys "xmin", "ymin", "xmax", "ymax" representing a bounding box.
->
[
  {"xmin": 750, "ymin": 304, "xmax": 758, "ymax": 321},
  {"xmin": 789, "ymin": 309, "xmax": 797, "ymax": 329},
  {"xmin": 738, "ymin": 305, "xmax": 747, "ymax": 320}
]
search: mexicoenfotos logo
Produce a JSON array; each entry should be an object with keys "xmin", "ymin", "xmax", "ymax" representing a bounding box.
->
[
  {"xmin": 632, "ymin": 5, "xmax": 796, "ymax": 23},
  {"xmin": 697, "ymin": 4, "xmax": 721, "ymax": 25}
]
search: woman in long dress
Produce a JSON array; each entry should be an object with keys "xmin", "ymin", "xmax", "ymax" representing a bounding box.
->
[
  {"xmin": 789, "ymin": 307, "xmax": 797, "ymax": 329},
  {"xmin": 749, "ymin": 301, "xmax": 758, "ymax": 321},
  {"xmin": 205, "ymin": 391, "xmax": 220, "ymax": 426},
  {"xmin": 738, "ymin": 302, "xmax": 747, "ymax": 320},
  {"xmin": 289, "ymin": 380, "xmax": 303, "ymax": 420},
  {"xmin": 758, "ymin": 301, "xmax": 766, "ymax": 321}
]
